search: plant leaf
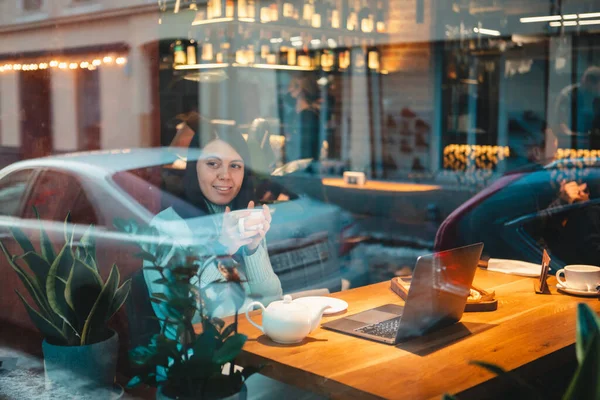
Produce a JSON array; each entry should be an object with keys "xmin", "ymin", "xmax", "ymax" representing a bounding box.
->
[
  {"xmin": 212, "ymin": 333, "xmax": 247, "ymax": 365},
  {"xmin": 81, "ymin": 263, "xmax": 120, "ymax": 345},
  {"xmin": 46, "ymin": 243, "xmax": 76, "ymax": 328},
  {"xmin": 33, "ymin": 206, "xmax": 55, "ymax": 264},
  {"xmin": 15, "ymin": 290, "xmax": 67, "ymax": 344},
  {"xmin": 563, "ymin": 328, "xmax": 600, "ymax": 400},
  {"xmin": 107, "ymin": 279, "xmax": 131, "ymax": 320},
  {"xmin": 79, "ymin": 225, "xmax": 98, "ymax": 272},
  {"xmin": 16, "ymin": 251, "xmax": 51, "ymax": 294},
  {"xmin": 0, "ymin": 241, "xmax": 54, "ymax": 320},
  {"xmin": 9, "ymin": 226, "xmax": 35, "ymax": 254},
  {"xmin": 575, "ymin": 303, "xmax": 600, "ymax": 364},
  {"xmin": 65, "ymin": 258, "xmax": 104, "ymax": 329}
]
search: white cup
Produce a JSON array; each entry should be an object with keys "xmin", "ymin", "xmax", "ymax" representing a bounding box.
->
[
  {"xmin": 556, "ymin": 265, "xmax": 600, "ymax": 292},
  {"xmin": 230, "ymin": 209, "xmax": 265, "ymax": 234}
]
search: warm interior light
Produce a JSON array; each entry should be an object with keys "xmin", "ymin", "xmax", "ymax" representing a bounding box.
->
[
  {"xmin": 49, "ymin": 60, "xmax": 59, "ymax": 67},
  {"xmin": 579, "ymin": 19, "xmax": 600, "ymax": 26},
  {"xmin": 116, "ymin": 57, "xmax": 126, "ymax": 65},
  {"xmin": 69, "ymin": 63, "xmax": 78, "ymax": 69},
  {"xmin": 549, "ymin": 21, "xmax": 562, "ymax": 27},
  {"xmin": 103, "ymin": 56, "xmax": 114, "ymax": 64},
  {"xmin": 92, "ymin": 59, "xmax": 102, "ymax": 66},
  {"xmin": 80, "ymin": 61, "xmax": 89, "ymax": 68},
  {"xmin": 39, "ymin": 63, "xmax": 48, "ymax": 69},
  {"xmin": 562, "ymin": 14, "xmax": 578, "ymax": 20},
  {"xmin": 59, "ymin": 62, "xmax": 67, "ymax": 69},
  {"xmin": 579, "ymin": 12, "xmax": 600, "ymax": 19}
]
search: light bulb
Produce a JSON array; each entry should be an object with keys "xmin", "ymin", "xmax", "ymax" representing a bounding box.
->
[
  {"xmin": 103, "ymin": 56, "xmax": 113, "ymax": 64},
  {"xmin": 69, "ymin": 63, "xmax": 78, "ymax": 69},
  {"xmin": 116, "ymin": 57, "xmax": 126, "ymax": 65},
  {"xmin": 80, "ymin": 61, "xmax": 89, "ymax": 69},
  {"xmin": 39, "ymin": 63, "xmax": 48, "ymax": 69},
  {"xmin": 49, "ymin": 60, "xmax": 59, "ymax": 67},
  {"xmin": 92, "ymin": 59, "xmax": 101, "ymax": 66},
  {"xmin": 59, "ymin": 62, "xmax": 67, "ymax": 69}
]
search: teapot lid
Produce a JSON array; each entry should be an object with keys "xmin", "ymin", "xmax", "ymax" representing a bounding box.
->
[{"xmin": 268, "ymin": 295, "xmax": 307, "ymax": 313}]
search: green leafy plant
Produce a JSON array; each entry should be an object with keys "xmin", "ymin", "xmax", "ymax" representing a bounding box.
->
[
  {"xmin": 0, "ymin": 210, "xmax": 131, "ymax": 346},
  {"xmin": 118, "ymin": 219, "xmax": 260, "ymax": 398},
  {"xmin": 444, "ymin": 303, "xmax": 600, "ymax": 400}
]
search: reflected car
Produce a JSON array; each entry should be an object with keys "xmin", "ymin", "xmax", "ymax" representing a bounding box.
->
[
  {"xmin": 0, "ymin": 147, "xmax": 354, "ymax": 354},
  {"xmin": 434, "ymin": 158, "xmax": 600, "ymax": 271}
]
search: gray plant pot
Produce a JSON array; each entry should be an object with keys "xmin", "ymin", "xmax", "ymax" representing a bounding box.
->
[
  {"xmin": 157, "ymin": 383, "xmax": 248, "ymax": 400},
  {"xmin": 42, "ymin": 330, "xmax": 118, "ymax": 393}
]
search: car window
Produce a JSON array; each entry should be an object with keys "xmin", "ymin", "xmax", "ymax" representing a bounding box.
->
[
  {"xmin": 24, "ymin": 169, "xmax": 99, "ymax": 226},
  {"xmin": 0, "ymin": 169, "xmax": 35, "ymax": 217}
]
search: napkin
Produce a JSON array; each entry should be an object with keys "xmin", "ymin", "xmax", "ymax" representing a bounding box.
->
[{"xmin": 486, "ymin": 258, "xmax": 542, "ymax": 277}]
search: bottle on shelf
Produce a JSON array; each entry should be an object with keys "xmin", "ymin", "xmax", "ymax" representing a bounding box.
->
[
  {"xmin": 186, "ymin": 40, "xmax": 197, "ymax": 65},
  {"xmin": 226, "ymin": 0, "xmax": 234, "ymax": 18},
  {"xmin": 260, "ymin": 3, "xmax": 271, "ymax": 22},
  {"xmin": 210, "ymin": 0, "xmax": 223, "ymax": 18},
  {"xmin": 338, "ymin": 37, "xmax": 351, "ymax": 70},
  {"xmin": 330, "ymin": 0, "xmax": 341, "ymax": 29},
  {"xmin": 282, "ymin": 0, "xmax": 296, "ymax": 21},
  {"xmin": 173, "ymin": 40, "xmax": 187, "ymax": 66},
  {"xmin": 201, "ymin": 30, "xmax": 215, "ymax": 62},
  {"xmin": 258, "ymin": 29, "xmax": 271, "ymax": 64},
  {"xmin": 321, "ymin": 37, "xmax": 336, "ymax": 72},
  {"xmin": 247, "ymin": 0, "xmax": 256, "ymax": 19},
  {"xmin": 216, "ymin": 28, "xmax": 230, "ymax": 63},
  {"xmin": 270, "ymin": 2, "xmax": 279, "ymax": 21},
  {"xmin": 303, "ymin": 0, "xmax": 315, "ymax": 25},
  {"xmin": 359, "ymin": 0, "xmax": 374, "ymax": 33},
  {"xmin": 280, "ymin": 33, "xmax": 297, "ymax": 66},
  {"xmin": 297, "ymin": 35, "xmax": 311, "ymax": 68},
  {"xmin": 238, "ymin": 0, "xmax": 248, "ymax": 18},
  {"xmin": 347, "ymin": 1, "xmax": 358, "ymax": 31},
  {"xmin": 312, "ymin": 2, "xmax": 323, "ymax": 28},
  {"xmin": 367, "ymin": 40, "xmax": 380, "ymax": 71},
  {"xmin": 376, "ymin": 0, "xmax": 386, "ymax": 32}
]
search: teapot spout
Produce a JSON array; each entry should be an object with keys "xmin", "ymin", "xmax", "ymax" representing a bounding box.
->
[{"xmin": 309, "ymin": 305, "xmax": 331, "ymax": 332}]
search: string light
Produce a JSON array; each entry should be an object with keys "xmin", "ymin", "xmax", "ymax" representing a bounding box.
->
[{"xmin": 0, "ymin": 55, "xmax": 128, "ymax": 73}]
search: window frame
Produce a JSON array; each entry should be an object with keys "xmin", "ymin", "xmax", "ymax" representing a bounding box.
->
[{"xmin": 0, "ymin": 168, "xmax": 39, "ymax": 219}]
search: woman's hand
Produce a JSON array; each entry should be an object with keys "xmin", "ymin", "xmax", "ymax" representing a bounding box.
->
[
  {"xmin": 217, "ymin": 207, "xmax": 256, "ymax": 255},
  {"xmin": 246, "ymin": 201, "xmax": 272, "ymax": 252}
]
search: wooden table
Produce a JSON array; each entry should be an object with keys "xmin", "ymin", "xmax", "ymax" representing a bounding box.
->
[{"xmin": 212, "ymin": 270, "xmax": 600, "ymax": 399}]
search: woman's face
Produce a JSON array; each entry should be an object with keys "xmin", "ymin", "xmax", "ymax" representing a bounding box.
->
[{"xmin": 196, "ymin": 139, "xmax": 245, "ymax": 205}]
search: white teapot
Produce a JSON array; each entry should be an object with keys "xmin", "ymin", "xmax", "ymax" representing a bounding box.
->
[{"xmin": 245, "ymin": 295, "xmax": 330, "ymax": 344}]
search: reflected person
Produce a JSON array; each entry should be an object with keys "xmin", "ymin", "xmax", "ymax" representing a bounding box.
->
[
  {"xmin": 144, "ymin": 127, "xmax": 282, "ymax": 321},
  {"xmin": 284, "ymin": 74, "xmax": 321, "ymax": 162}
]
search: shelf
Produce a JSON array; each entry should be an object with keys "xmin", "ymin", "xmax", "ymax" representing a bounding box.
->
[
  {"xmin": 173, "ymin": 62, "xmax": 315, "ymax": 72},
  {"xmin": 190, "ymin": 16, "xmax": 388, "ymax": 44}
]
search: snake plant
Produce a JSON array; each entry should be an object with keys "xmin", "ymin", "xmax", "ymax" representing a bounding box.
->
[{"xmin": 0, "ymin": 210, "xmax": 131, "ymax": 346}]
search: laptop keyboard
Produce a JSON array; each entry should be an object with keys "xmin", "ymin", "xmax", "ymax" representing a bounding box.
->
[{"xmin": 355, "ymin": 317, "xmax": 402, "ymax": 339}]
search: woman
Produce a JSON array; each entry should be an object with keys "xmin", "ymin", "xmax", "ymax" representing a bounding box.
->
[{"xmin": 144, "ymin": 126, "xmax": 282, "ymax": 321}]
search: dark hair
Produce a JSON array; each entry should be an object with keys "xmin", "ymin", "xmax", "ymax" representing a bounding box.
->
[{"xmin": 176, "ymin": 124, "xmax": 255, "ymax": 218}]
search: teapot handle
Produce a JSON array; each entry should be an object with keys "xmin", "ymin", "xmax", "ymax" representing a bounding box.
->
[{"xmin": 245, "ymin": 302, "xmax": 265, "ymax": 333}]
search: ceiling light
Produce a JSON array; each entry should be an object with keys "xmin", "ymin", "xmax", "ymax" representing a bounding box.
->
[
  {"xmin": 579, "ymin": 19, "xmax": 600, "ymax": 25},
  {"xmin": 562, "ymin": 14, "xmax": 578, "ymax": 20},
  {"xmin": 579, "ymin": 12, "xmax": 600, "ymax": 19},
  {"xmin": 520, "ymin": 15, "xmax": 562, "ymax": 23}
]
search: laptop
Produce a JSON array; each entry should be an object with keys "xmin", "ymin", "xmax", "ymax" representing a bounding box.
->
[{"xmin": 322, "ymin": 243, "xmax": 484, "ymax": 345}]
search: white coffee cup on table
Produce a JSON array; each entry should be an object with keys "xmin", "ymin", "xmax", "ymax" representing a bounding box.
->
[
  {"xmin": 556, "ymin": 265, "xmax": 600, "ymax": 292},
  {"xmin": 230, "ymin": 209, "xmax": 266, "ymax": 235}
]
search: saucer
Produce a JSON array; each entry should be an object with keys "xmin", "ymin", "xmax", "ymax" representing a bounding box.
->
[
  {"xmin": 556, "ymin": 283, "xmax": 599, "ymax": 297},
  {"xmin": 294, "ymin": 296, "xmax": 348, "ymax": 315}
]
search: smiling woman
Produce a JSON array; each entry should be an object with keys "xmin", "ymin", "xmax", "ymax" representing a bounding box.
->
[{"xmin": 144, "ymin": 126, "xmax": 283, "ymax": 320}]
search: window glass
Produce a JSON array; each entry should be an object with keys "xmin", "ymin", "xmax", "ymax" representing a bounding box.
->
[
  {"xmin": 24, "ymin": 169, "xmax": 98, "ymax": 225},
  {"xmin": 0, "ymin": 169, "xmax": 34, "ymax": 217}
]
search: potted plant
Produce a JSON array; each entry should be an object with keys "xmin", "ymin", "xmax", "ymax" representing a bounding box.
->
[
  {"xmin": 119, "ymin": 219, "xmax": 259, "ymax": 399},
  {"xmin": 0, "ymin": 211, "xmax": 131, "ymax": 394}
]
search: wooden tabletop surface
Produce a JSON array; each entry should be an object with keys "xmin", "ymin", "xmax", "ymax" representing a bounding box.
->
[{"xmin": 202, "ymin": 270, "xmax": 600, "ymax": 400}]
